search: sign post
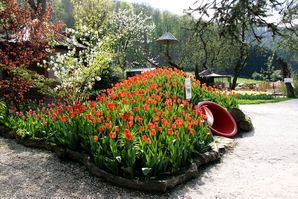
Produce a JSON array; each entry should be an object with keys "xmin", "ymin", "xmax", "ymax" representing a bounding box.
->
[
  {"xmin": 284, "ymin": 78, "xmax": 295, "ymax": 88},
  {"xmin": 185, "ymin": 78, "xmax": 192, "ymax": 100},
  {"xmin": 284, "ymin": 78, "xmax": 293, "ymax": 83}
]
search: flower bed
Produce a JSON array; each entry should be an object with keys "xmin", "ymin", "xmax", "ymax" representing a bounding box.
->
[
  {"xmin": 3, "ymin": 68, "xmax": 238, "ymax": 191},
  {"xmin": 0, "ymin": 125, "xmax": 224, "ymax": 192}
]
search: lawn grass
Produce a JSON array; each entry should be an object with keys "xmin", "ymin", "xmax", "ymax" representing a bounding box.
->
[
  {"xmin": 237, "ymin": 77, "xmax": 262, "ymax": 84},
  {"xmin": 238, "ymin": 97, "xmax": 290, "ymax": 104}
]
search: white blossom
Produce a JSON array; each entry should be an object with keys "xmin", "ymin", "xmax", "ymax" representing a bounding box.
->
[{"xmin": 41, "ymin": 28, "xmax": 112, "ymax": 100}]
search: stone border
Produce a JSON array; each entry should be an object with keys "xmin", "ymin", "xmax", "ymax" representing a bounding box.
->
[{"xmin": 0, "ymin": 125, "xmax": 224, "ymax": 192}]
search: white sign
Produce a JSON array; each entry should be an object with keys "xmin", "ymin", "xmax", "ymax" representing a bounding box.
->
[
  {"xmin": 284, "ymin": 78, "xmax": 293, "ymax": 83},
  {"xmin": 185, "ymin": 78, "xmax": 192, "ymax": 100}
]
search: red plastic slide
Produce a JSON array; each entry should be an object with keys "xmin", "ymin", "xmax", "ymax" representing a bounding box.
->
[{"xmin": 198, "ymin": 101, "xmax": 237, "ymax": 138}]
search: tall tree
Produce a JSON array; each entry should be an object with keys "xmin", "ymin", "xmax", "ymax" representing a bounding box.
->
[
  {"xmin": 71, "ymin": 0, "xmax": 114, "ymax": 31},
  {"xmin": 281, "ymin": 0, "xmax": 298, "ymax": 35},
  {"xmin": 189, "ymin": 0, "xmax": 287, "ymax": 89},
  {"xmin": 191, "ymin": 22, "xmax": 239, "ymax": 73},
  {"xmin": 108, "ymin": 8, "xmax": 156, "ymax": 69},
  {"xmin": 278, "ymin": 1, "xmax": 298, "ymax": 55}
]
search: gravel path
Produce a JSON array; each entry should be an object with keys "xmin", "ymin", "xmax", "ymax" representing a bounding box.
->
[{"xmin": 1, "ymin": 99, "xmax": 298, "ymax": 199}]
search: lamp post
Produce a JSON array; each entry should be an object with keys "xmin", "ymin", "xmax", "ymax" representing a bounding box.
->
[{"xmin": 156, "ymin": 32, "xmax": 179, "ymax": 68}]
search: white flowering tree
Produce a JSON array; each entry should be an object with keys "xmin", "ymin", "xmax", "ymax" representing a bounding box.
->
[
  {"xmin": 45, "ymin": 26, "xmax": 113, "ymax": 101},
  {"xmin": 109, "ymin": 9, "xmax": 156, "ymax": 69},
  {"xmin": 42, "ymin": 7, "xmax": 156, "ymax": 101}
]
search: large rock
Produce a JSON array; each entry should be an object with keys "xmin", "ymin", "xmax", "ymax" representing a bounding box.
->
[{"xmin": 229, "ymin": 108, "xmax": 253, "ymax": 132}]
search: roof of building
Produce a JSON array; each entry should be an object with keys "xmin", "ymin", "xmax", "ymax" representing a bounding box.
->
[
  {"xmin": 199, "ymin": 69, "xmax": 232, "ymax": 78},
  {"xmin": 0, "ymin": 28, "xmax": 87, "ymax": 49},
  {"xmin": 203, "ymin": 73, "xmax": 232, "ymax": 78},
  {"xmin": 53, "ymin": 33, "xmax": 87, "ymax": 49},
  {"xmin": 156, "ymin": 32, "xmax": 179, "ymax": 45},
  {"xmin": 125, "ymin": 68, "xmax": 156, "ymax": 72}
]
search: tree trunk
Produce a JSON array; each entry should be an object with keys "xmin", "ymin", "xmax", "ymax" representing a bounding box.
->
[
  {"xmin": 285, "ymin": 83, "xmax": 295, "ymax": 98},
  {"xmin": 231, "ymin": 26, "xmax": 248, "ymax": 90},
  {"xmin": 277, "ymin": 58, "xmax": 295, "ymax": 98},
  {"xmin": 231, "ymin": 50, "xmax": 247, "ymax": 89},
  {"xmin": 231, "ymin": 75, "xmax": 238, "ymax": 90},
  {"xmin": 199, "ymin": 33, "xmax": 208, "ymax": 70},
  {"xmin": 195, "ymin": 64, "xmax": 200, "ymax": 80}
]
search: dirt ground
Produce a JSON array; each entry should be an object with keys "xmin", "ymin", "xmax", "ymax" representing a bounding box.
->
[{"xmin": 1, "ymin": 99, "xmax": 298, "ymax": 199}]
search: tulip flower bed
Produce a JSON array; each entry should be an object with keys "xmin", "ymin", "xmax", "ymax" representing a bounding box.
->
[{"xmin": 3, "ymin": 68, "xmax": 238, "ymax": 189}]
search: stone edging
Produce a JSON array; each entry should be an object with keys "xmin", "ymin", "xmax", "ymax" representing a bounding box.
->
[{"xmin": 0, "ymin": 125, "xmax": 224, "ymax": 192}]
